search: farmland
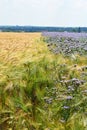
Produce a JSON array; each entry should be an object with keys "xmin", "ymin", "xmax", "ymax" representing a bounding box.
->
[{"xmin": 0, "ymin": 32, "xmax": 87, "ymax": 130}]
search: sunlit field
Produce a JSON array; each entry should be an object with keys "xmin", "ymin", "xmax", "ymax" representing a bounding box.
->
[{"xmin": 0, "ymin": 32, "xmax": 87, "ymax": 130}]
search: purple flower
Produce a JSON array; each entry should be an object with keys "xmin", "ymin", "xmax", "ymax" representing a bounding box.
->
[
  {"xmin": 63, "ymin": 106, "xmax": 70, "ymax": 109},
  {"xmin": 66, "ymin": 96, "xmax": 73, "ymax": 100}
]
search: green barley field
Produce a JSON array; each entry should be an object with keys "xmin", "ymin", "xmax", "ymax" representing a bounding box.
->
[{"xmin": 0, "ymin": 32, "xmax": 87, "ymax": 130}]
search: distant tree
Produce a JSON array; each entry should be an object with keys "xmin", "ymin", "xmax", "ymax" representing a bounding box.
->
[
  {"xmin": 78, "ymin": 27, "xmax": 81, "ymax": 33},
  {"xmin": 72, "ymin": 28, "xmax": 77, "ymax": 32}
]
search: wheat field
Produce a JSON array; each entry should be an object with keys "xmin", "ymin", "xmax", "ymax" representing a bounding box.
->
[{"xmin": 0, "ymin": 32, "xmax": 87, "ymax": 130}]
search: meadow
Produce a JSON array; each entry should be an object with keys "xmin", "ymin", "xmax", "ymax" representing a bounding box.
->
[{"xmin": 0, "ymin": 32, "xmax": 87, "ymax": 130}]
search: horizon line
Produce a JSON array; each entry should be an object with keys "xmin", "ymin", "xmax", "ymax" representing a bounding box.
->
[{"xmin": 0, "ymin": 25, "xmax": 87, "ymax": 28}]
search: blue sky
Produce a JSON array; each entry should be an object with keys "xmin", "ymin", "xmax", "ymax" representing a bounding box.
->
[{"xmin": 0, "ymin": 0, "xmax": 87, "ymax": 27}]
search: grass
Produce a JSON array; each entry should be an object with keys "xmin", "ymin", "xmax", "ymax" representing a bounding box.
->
[{"xmin": 0, "ymin": 32, "xmax": 87, "ymax": 130}]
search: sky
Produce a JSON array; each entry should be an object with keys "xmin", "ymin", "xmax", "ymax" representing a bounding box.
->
[{"xmin": 0, "ymin": 0, "xmax": 87, "ymax": 27}]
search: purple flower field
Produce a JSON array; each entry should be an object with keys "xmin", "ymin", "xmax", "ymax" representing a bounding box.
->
[
  {"xmin": 42, "ymin": 32, "xmax": 87, "ymax": 55},
  {"xmin": 42, "ymin": 32, "xmax": 87, "ymax": 39}
]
